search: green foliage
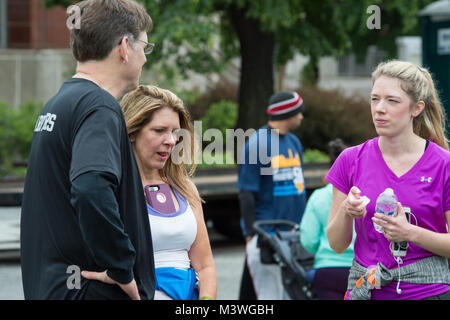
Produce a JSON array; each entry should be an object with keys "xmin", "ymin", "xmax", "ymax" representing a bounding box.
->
[
  {"xmin": 188, "ymin": 80, "xmax": 238, "ymax": 120},
  {"xmin": 300, "ymin": 57, "xmax": 319, "ymax": 88},
  {"xmin": 11, "ymin": 102, "xmax": 43, "ymax": 159},
  {"xmin": 45, "ymin": 0, "xmax": 75, "ymax": 7},
  {"xmin": 142, "ymin": 0, "xmax": 224, "ymax": 80},
  {"xmin": 0, "ymin": 102, "xmax": 15, "ymax": 178},
  {"xmin": 197, "ymin": 150, "xmax": 236, "ymax": 168},
  {"xmin": 303, "ymin": 149, "xmax": 330, "ymax": 164},
  {"xmin": 144, "ymin": 0, "xmax": 433, "ymax": 74},
  {"xmin": 175, "ymin": 89, "xmax": 201, "ymax": 113},
  {"xmin": 195, "ymin": 99, "xmax": 238, "ymax": 168},
  {"xmin": 0, "ymin": 101, "xmax": 43, "ymax": 179},
  {"xmin": 47, "ymin": 0, "xmax": 350, "ymax": 82},
  {"xmin": 338, "ymin": 0, "xmax": 435, "ymax": 61},
  {"xmin": 46, "ymin": 0, "xmax": 436, "ymax": 132},
  {"xmin": 45, "ymin": 0, "xmax": 435, "ymax": 81},
  {"xmin": 200, "ymin": 100, "xmax": 238, "ymax": 139}
]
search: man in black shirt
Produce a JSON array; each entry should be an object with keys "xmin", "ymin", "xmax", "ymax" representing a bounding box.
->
[{"xmin": 20, "ymin": 0, "xmax": 155, "ymax": 299}]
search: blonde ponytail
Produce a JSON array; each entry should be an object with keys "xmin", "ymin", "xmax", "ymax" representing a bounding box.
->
[{"xmin": 414, "ymin": 69, "xmax": 449, "ymax": 150}]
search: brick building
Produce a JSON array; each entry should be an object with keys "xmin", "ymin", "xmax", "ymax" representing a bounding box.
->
[
  {"xmin": 0, "ymin": 0, "xmax": 74, "ymax": 107},
  {"xmin": 0, "ymin": 0, "xmax": 69, "ymax": 49}
]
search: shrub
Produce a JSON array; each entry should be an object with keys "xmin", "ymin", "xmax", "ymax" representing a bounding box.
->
[
  {"xmin": 303, "ymin": 149, "xmax": 329, "ymax": 164},
  {"xmin": 0, "ymin": 102, "xmax": 15, "ymax": 177},
  {"xmin": 200, "ymin": 100, "xmax": 238, "ymax": 138},
  {"xmin": 11, "ymin": 101, "xmax": 43, "ymax": 160},
  {"xmin": 185, "ymin": 82, "xmax": 376, "ymax": 165},
  {"xmin": 187, "ymin": 79, "xmax": 238, "ymax": 120},
  {"xmin": 293, "ymin": 87, "xmax": 376, "ymax": 152},
  {"xmin": 0, "ymin": 101, "xmax": 43, "ymax": 179}
]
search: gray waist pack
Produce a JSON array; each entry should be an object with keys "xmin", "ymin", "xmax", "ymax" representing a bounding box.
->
[{"xmin": 347, "ymin": 256, "xmax": 450, "ymax": 300}]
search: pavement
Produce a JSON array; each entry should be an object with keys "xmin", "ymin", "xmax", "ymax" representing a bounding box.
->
[{"xmin": 0, "ymin": 207, "xmax": 20, "ymax": 261}]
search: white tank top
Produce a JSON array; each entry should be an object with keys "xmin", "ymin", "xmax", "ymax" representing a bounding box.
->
[{"xmin": 147, "ymin": 188, "xmax": 197, "ymax": 269}]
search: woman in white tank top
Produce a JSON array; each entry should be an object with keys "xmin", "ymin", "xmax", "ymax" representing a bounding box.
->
[{"xmin": 120, "ymin": 85, "xmax": 217, "ymax": 300}]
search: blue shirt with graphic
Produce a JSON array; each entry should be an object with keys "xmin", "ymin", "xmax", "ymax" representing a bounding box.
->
[{"xmin": 237, "ymin": 125, "xmax": 307, "ymax": 234}]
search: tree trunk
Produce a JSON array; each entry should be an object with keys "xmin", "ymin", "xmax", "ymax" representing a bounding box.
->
[
  {"xmin": 277, "ymin": 65, "xmax": 286, "ymax": 92},
  {"xmin": 229, "ymin": 4, "xmax": 274, "ymax": 131}
]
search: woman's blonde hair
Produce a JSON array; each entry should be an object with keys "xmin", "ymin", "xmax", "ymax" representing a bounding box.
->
[
  {"xmin": 372, "ymin": 60, "xmax": 449, "ymax": 150},
  {"xmin": 120, "ymin": 85, "xmax": 202, "ymax": 205}
]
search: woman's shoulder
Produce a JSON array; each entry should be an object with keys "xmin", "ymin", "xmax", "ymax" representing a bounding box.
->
[
  {"xmin": 181, "ymin": 177, "xmax": 202, "ymax": 211},
  {"xmin": 428, "ymin": 141, "xmax": 450, "ymax": 163}
]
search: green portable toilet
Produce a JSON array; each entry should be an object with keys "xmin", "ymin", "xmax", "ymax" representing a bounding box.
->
[{"xmin": 420, "ymin": 0, "xmax": 450, "ymax": 138}]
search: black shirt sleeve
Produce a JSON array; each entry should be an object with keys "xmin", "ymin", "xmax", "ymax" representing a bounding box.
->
[
  {"xmin": 70, "ymin": 170, "xmax": 136, "ymax": 284},
  {"xmin": 69, "ymin": 106, "xmax": 134, "ymax": 284},
  {"xmin": 70, "ymin": 106, "xmax": 122, "ymax": 182},
  {"xmin": 238, "ymin": 190, "xmax": 256, "ymax": 237}
]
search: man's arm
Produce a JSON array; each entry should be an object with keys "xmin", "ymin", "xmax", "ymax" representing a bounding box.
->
[
  {"xmin": 238, "ymin": 190, "xmax": 256, "ymax": 242},
  {"xmin": 70, "ymin": 170, "xmax": 139, "ymax": 299}
]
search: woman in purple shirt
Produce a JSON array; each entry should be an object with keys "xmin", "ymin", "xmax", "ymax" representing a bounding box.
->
[{"xmin": 326, "ymin": 60, "xmax": 450, "ymax": 300}]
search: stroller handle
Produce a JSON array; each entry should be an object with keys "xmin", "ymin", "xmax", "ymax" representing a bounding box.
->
[{"xmin": 253, "ymin": 219, "xmax": 299, "ymax": 235}]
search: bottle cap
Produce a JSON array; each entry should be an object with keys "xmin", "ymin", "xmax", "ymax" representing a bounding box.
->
[
  {"xmin": 361, "ymin": 196, "xmax": 370, "ymax": 206},
  {"xmin": 384, "ymin": 188, "xmax": 394, "ymax": 196}
]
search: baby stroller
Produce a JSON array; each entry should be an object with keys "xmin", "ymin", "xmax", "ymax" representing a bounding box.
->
[{"xmin": 253, "ymin": 219, "xmax": 315, "ymax": 300}]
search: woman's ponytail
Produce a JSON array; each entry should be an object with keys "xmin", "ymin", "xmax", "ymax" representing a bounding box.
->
[{"xmin": 414, "ymin": 69, "xmax": 449, "ymax": 150}]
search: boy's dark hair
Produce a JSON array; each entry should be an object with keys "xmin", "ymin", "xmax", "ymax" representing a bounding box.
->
[
  {"xmin": 70, "ymin": 0, "xmax": 152, "ymax": 62},
  {"xmin": 328, "ymin": 138, "xmax": 347, "ymax": 167}
]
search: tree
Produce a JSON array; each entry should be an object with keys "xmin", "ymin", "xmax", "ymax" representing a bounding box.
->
[
  {"xmin": 47, "ymin": 0, "xmax": 434, "ymax": 131},
  {"xmin": 47, "ymin": 0, "xmax": 348, "ymax": 130},
  {"xmin": 337, "ymin": 0, "xmax": 435, "ymax": 62}
]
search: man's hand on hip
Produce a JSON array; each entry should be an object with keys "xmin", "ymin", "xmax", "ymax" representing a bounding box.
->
[{"xmin": 81, "ymin": 270, "xmax": 140, "ymax": 300}]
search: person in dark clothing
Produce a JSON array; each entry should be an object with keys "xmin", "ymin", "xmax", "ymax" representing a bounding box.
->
[
  {"xmin": 237, "ymin": 91, "xmax": 307, "ymax": 299},
  {"xmin": 20, "ymin": 0, "xmax": 154, "ymax": 300}
]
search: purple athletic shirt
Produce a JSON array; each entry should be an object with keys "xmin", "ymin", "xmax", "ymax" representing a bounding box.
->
[{"xmin": 326, "ymin": 137, "xmax": 450, "ymax": 300}]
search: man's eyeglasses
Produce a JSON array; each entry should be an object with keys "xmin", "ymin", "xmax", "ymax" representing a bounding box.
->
[
  {"xmin": 118, "ymin": 34, "xmax": 155, "ymax": 55},
  {"xmin": 136, "ymin": 39, "xmax": 155, "ymax": 55}
]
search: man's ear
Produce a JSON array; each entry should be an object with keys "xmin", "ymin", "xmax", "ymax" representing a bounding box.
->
[
  {"xmin": 118, "ymin": 36, "xmax": 129, "ymax": 64},
  {"xmin": 412, "ymin": 100, "xmax": 425, "ymax": 118}
]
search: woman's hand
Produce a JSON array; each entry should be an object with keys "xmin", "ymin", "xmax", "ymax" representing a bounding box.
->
[
  {"xmin": 342, "ymin": 186, "xmax": 367, "ymax": 219},
  {"xmin": 327, "ymin": 186, "xmax": 365, "ymax": 254},
  {"xmin": 372, "ymin": 202, "xmax": 412, "ymax": 242}
]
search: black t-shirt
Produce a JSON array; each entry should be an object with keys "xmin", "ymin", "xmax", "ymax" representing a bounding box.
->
[{"xmin": 20, "ymin": 78, "xmax": 155, "ymax": 299}]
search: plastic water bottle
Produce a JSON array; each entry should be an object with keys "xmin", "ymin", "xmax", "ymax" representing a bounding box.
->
[{"xmin": 373, "ymin": 188, "xmax": 398, "ymax": 233}]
